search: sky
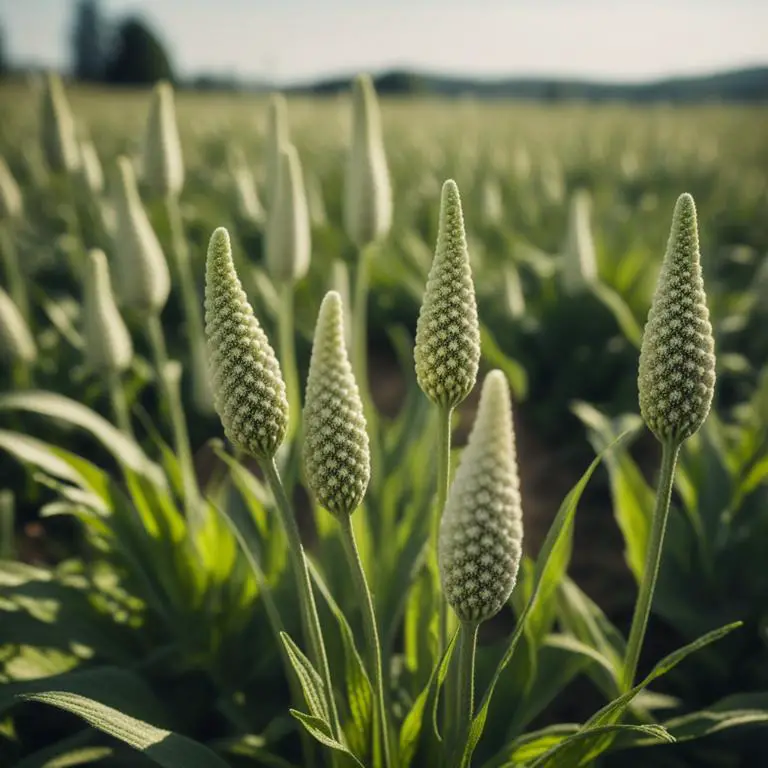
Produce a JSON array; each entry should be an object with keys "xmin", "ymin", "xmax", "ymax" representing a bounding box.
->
[{"xmin": 1, "ymin": 0, "xmax": 767, "ymax": 85}]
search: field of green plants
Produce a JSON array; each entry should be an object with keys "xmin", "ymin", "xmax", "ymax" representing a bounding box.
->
[{"xmin": 0, "ymin": 73, "xmax": 767, "ymax": 767}]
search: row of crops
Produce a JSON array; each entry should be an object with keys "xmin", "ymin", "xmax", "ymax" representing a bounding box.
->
[{"xmin": 0, "ymin": 73, "xmax": 767, "ymax": 766}]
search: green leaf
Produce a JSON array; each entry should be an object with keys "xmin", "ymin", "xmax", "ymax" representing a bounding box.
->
[
  {"xmin": 308, "ymin": 561, "xmax": 373, "ymax": 758},
  {"xmin": 589, "ymin": 282, "xmax": 643, "ymax": 348},
  {"xmin": 0, "ymin": 391, "xmax": 164, "ymax": 485},
  {"xmin": 459, "ymin": 438, "xmax": 622, "ymax": 768},
  {"xmin": 13, "ymin": 742, "xmax": 113, "ymax": 768},
  {"xmin": 279, "ymin": 631, "xmax": 330, "ymax": 723},
  {"xmin": 485, "ymin": 723, "xmax": 580, "ymax": 767},
  {"xmin": 571, "ymin": 402, "xmax": 650, "ymax": 584},
  {"xmin": 19, "ymin": 692, "xmax": 230, "ymax": 768},
  {"xmin": 537, "ymin": 621, "xmax": 743, "ymax": 766},
  {"xmin": 528, "ymin": 724, "xmax": 674, "ymax": 766},
  {"xmin": 290, "ymin": 710, "xmax": 365, "ymax": 767}
]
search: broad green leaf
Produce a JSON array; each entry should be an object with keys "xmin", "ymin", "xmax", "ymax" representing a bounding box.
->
[
  {"xmin": 20, "ymin": 692, "xmax": 230, "ymax": 768},
  {"xmin": 528, "ymin": 724, "xmax": 674, "ymax": 766},
  {"xmin": 13, "ymin": 742, "xmax": 113, "ymax": 768},
  {"xmin": 280, "ymin": 631, "xmax": 330, "ymax": 723},
  {"xmin": 290, "ymin": 710, "xmax": 365, "ymax": 767},
  {"xmin": 0, "ymin": 392, "xmax": 164, "ymax": 485},
  {"xmin": 484, "ymin": 723, "xmax": 580, "ymax": 767},
  {"xmin": 459, "ymin": 438, "xmax": 622, "ymax": 768},
  {"xmin": 540, "ymin": 621, "xmax": 743, "ymax": 766}
]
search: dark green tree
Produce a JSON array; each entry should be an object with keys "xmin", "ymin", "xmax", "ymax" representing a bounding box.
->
[
  {"xmin": 104, "ymin": 17, "xmax": 174, "ymax": 85},
  {"xmin": 71, "ymin": 0, "xmax": 104, "ymax": 81}
]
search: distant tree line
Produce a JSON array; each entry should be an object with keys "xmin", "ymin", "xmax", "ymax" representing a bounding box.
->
[{"xmin": 71, "ymin": 0, "xmax": 174, "ymax": 85}]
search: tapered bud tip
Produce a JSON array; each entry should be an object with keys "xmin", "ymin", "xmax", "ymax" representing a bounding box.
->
[
  {"xmin": 414, "ymin": 179, "xmax": 480, "ymax": 408},
  {"xmin": 303, "ymin": 290, "xmax": 369, "ymax": 517},
  {"xmin": 205, "ymin": 226, "xmax": 288, "ymax": 460},
  {"xmin": 638, "ymin": 192, "xmax": 715, "ymax": 445}
]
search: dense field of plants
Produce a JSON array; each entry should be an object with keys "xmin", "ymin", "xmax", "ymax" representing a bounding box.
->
[{"xmin": 0, "ymin": 74, "xmax": 767, "ymax": 767}]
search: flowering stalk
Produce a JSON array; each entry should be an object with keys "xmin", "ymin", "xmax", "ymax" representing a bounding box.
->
[
  {"xmin": 205, "ymin": 227, "xmax": 341, "ymax": 739},
  {"xmin": 439, "ymin": 370, "xmax": 523, "ymax": 756},
  {"xmin": 302, "ymin": 290, "xmax": 391, "ymax": 766},
  {"xmin": 140, "ymin": 81, "xmax": 212, "ymax": 414},
  {"xmin": 414, "ymin": 179, "xmax": 480, "ymax": 658},
  {"xmin": 82, "ymin": 249, "xmax": 134, "ymax": 437},
  {"xmin": 622, "ymin": 193, "xmax": 716, "ymax": 691},
  {"xmin": 266, "ymin": 143, "xmax": 311, "ymax": 443}
]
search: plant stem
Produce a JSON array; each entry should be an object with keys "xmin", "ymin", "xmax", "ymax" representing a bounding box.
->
[
  {"xmin": 621, "ymin": 440, "xmax": 680, "ymax": 691},
  {"xmin": 277, "ymin": 280, "xmax": 301, "ymax": 443},
  {"xmin": 261, "ymin": 457, "xmax": 342, "ymax": 740},
  {"xmin": 433, "ymin": 406, "xmax": 453, "ymax": 658},
  {"xmin": 454, "ymin": 621, "xmax": 479, "ymax": 758},
  {"xmin": 146, "ymin": 314, "xmax": 201, "ymax": 521},
  {"xmin": 163, "ymin": 194, "xmax": 212, "ymax": 414},
  {"xmin": 0, "ymin": 222, "xmax": 30, "ymax": 325},
  {"xmin": 106, "ymin": 368, "xmax": 134, "ymax": 439},
  {"xmin": 338, "ymin": 513, "xmax": 392, "ymax": 768},
  {"xmin": 352, "ymin": 245, "xmax": 371, "ymax": 404}
]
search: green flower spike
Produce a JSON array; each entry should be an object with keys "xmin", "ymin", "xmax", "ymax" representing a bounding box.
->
[
  {"xmin": 0, "ymin": 287, "xmax": 36, "ymax": 365},
  {"xmin": 343, "ymin": 73, "xmax": 392, "ymax": 248},
  {"xmin": 265, "ymin": 143, "xmax": 311, "ymax": 284},
  {"xmin": 303, "ymin": 291, "xmax": 370, "ymax": 517},
  {"xmin": 439, "ymin": 370, "xmax": 523, "ymax": 623},
  {"xmin": 140, "ymin": 81, "xmax": 185, "ymax": 197},
  {"xmin": 638, "ymin": 193, "xmax": 716, "ymax": 445},
  {"xmin": 204, "ymin": 227, "xmax": 288, "ymax": 460},
  {"xmin": 111, "ymin": 156, "xmax": 171, "ymax": 313},
  {"xmin": 40, "ymin": 73, "xmax": 80, "ymax": 174},
  {"xmin": 414, "ymin": 179, "xmax": 480, "ymax": 409},
  {"xmin": 82, "ymin": 249, "xmax": 133, "ymax": 374}
]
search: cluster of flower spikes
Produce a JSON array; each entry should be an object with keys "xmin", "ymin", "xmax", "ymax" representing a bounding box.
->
[
  {"xmin": 638, "ymin": 193, "xmax": 716, "ymax": 445},
  {"xmin": 303, "ymin": 291, "xmax": 370, "ymax": 516},
  {"xmin": 439, "ymin": 370, "xmax": 524, "ymax": 624},
  {"xmin": 414, "ymin": 179, "xmax": 480, "ymax": 410},
  {"xmin": 204, "ymin": 227, "xmax": 288, "ymax": 460}
]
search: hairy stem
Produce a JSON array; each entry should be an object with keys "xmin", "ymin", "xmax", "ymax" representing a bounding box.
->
[
  {"xmin": 338, "ymin": 514, "xmax": 392, "ymax": 768},
  {"xmin": 454, "ymin": 621, "xmax": 479, "ymax": 759},
  {"xmin": 622, "ymin": 440, "xmax": 680, "ymax": 691},
  {"xmin": 262, "ymin": 458, "xmax": 342, "ymax": 740},
  {"xmin": 433, "ymin": 405, "xmax": 453, "ymax": 659}
]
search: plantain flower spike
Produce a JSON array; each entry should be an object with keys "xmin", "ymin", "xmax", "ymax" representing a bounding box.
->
[
  {"xmin": 638, "ymin": 193, "xmax": 715, "ymax": 445},
  {"xmin": 0, "ymin": 287, "xmax": 36, "ymax": 365},
  {"xmin": 111, "ymin": 156, "xmax": 171, "ymax": 313},
  {"xmin": 39, "ymin": 72, "xmax": 80, "ymax": 174},
  {"xmin": 205, "ymin": 227, "xmax": 288, "ymax": 460},
  {"xmin": 264, "ymin": 93, "xmax": 289, "ymax": 206},
  {"xmin": 82, "ymin": 249, "xmax": 133, "ymax": 374},
  {"xmin": 140, "ymin": 81, "xmax": 185, "ymax": 197},
  {"xmin": 303, "ymin": 291, "xmax": 370, "ymax": 517},
  {"xmin": 343, "ymin": 73, "xmax": 392, "ymax": 248},
  {"xmin": 414, "ymin": 179, "xmax": 480, "ymax": 409},
  {"xmin": 561, "ymin": 188, "xmax": 598, "ymax": 293},
  {"xmin": 265, "ymin": 143, "xmax": 311, "ymax": 284},
  {"xmin": 439, "ymin": 370, "xmax": 523, "ymax": 624},
  {"xmin": 79, "ymin": 139, "xmax": 104, "ymax": 195},
  {"xmin": 0, "ymin": 156, "xmax": 23, "ymax": 220}
]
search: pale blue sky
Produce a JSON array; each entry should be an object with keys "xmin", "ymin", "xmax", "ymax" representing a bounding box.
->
[{"xmin": 1, "ymin": 0, "xmax": 767, "ymax": 85}]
